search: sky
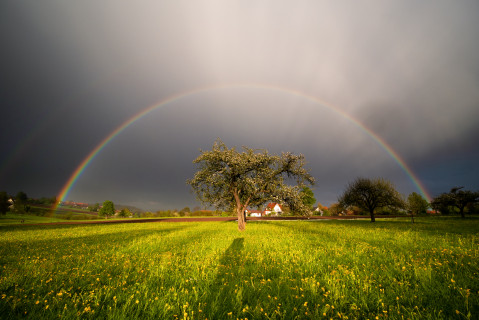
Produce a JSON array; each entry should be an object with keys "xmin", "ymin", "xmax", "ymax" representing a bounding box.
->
[{"xmin": 1, "ymin": 1, "xmax": 478, "ymax": 211}]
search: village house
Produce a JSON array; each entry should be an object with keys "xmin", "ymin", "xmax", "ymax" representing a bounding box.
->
[
  {"xmin": 245, "ymin": 203, "xmax": 283, "ymax": 217},
  {"xmin": 264, "ymin": 203, "xmax": 283, "ymax": 216},
  {"xmin": 247, "ymin": 210, "xmax": 263, "ymax": 217}
]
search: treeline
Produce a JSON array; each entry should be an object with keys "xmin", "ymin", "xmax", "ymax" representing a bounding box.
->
[
  {"xmin": 329, "ymin": 179, "xmax": 479, "ymax": 223},
  {"xmin": 0, "ymin": 191, "xmax": 39, "ymax": 215},
  {"xmin": 2, "ymin": 184, "xmax": 478, "ymax": 222},
  {"xmin": 138, "ymin": 208, "xmax": 233, "ymax": 218}
]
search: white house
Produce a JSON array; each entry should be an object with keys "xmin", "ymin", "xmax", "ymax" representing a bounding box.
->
[
  {"xmin": 247, "ymin": 210, "xmax": 263, "ymax": 217},
  {"xmin": 264, "ymin": 203, "xmax": 283, "ymax": 216}
]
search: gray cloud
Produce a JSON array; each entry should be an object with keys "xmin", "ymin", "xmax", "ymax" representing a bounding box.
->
[{"xmin": 1, "ymin": 1, "xmax": 478, "ymax": 210}]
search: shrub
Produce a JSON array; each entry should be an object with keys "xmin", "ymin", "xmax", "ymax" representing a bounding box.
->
[{"xmin": 140, "ymin": 211, "xmax": 153, "ymax": 218}]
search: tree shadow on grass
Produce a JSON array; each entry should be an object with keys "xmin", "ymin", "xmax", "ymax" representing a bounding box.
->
[
  {"xmin": 204, "ymin": 237, "xmax": 245, "ymax": 318},
  {"xmin": 200, "ymin": 236, "xmax": 323, "ymax": 319}
]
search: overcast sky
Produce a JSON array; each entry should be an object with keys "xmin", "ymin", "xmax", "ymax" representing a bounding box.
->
[{"xmin": 1, "ymin": 1, "xmax": 478, "ymax": 211}]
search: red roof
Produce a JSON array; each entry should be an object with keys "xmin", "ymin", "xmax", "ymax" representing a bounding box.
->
[{"xmin": 266, "ymin": 203, "xmax": 281, "ymax": 209}]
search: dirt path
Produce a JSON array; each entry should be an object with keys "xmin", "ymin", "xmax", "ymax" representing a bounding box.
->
[{"xmin": 20, "ymin": 215, "xmax": 403, "ymax": 226}]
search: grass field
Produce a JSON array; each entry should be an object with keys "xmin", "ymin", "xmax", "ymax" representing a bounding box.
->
[
  {"xmin": 0, "ymin": 212, "xmax": 66, "ymax": 225},
  {"xmin": 0, "ymin": 217, "xmax": 477, "ymax": 319}
]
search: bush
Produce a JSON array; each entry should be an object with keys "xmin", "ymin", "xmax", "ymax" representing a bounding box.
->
[
  {"xmin": 140, "ymin": 211, "xmax": 154, "ymax": 218},
  {"xmin": 321, "ymin": 209, "xmax": 331, "ymax": 216},
  {"xmin": 43, "ymin": 210, "xmax": 54, "ymax": 218},
  {"xmin": 155, "ymin": 210, "xmax": 175, "ymax": 217},
  {"xmin": 189, "ymin": 210, "xmax": 215, "ymax": 217}
]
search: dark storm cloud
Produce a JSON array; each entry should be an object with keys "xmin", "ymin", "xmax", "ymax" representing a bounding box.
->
[{"xmin": 1, "ymin": 1, "xmax": 478, "ymax": 210}]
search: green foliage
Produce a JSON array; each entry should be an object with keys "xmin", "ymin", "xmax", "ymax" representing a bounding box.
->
[
  {"xmin": 88, "ymin": 203, "xmax": 100, "ymax": 212},
  {"xmin": 29, "ymin": 196, "xmax": 57, "ymax": 206},
  {"xmin": 140, "ymin": 211, "xmax": 154, "ymax": 218},
  {"xmin": 177, "ymin": 210, "xmax": 186, "ymax": 217},
  {"xmin": 0, "ymin": 212, "xmax": 64, "ymax": 224},
  {"xmin": 328, "ymin": 203, "xmax": 344, "ymax": 216},
  {"xmin": 300, "ymin": 186, "xmax": 316, "ymax": 211},
  {"xmin": 0, "ymin": 218, "xmax": 477, "ymax": 319},
  {"xmin": 188, "ymin": 210, "xmax": 215, "ymax": 217},
  {"xmin": 187, "ymin": 139, "xmax": 314, "ymax": 230},
  {"xmin": 119, "ymin": 208, "xmax": 131, "ymax": 218},
  {"xmin": 320, "ymin": 208, "xmax": 331, "ymax": 216},
  {"xmin": 13, "ymin": 191, "xmax": 28, "ymax": 214},
  {"xmin": 432, "ymin": 187, "xmax": 479, "ymax": 218},
  {"xmin": 407, "ymin": 192, "xmax": 429, "ymax": 216},
  {"xmin": 155, "ymin": 210, "xmax": 175, "ymax": 217},
  {"xmin": 338, "ymin": 177, "xmax": 405, "ymax": 222},
  {"xmin": 99, "ymin": 200, "xmax": 115, "ymax": 219},
  {"xmin": 0, "ymin": 191, "xmax": 10, "ymax": 215}
]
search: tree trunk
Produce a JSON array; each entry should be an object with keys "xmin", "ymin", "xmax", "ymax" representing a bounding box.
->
[
  {"xmin": 411, "ymin": 213, "xmax": 414, "ymax": 223},
  {"xmin": 460, "ymin": 207, "xmax": 465, "ymax": 219},
  {"xmin": 237, "ymin": 207, "xmax": 246, "ymax": 231},
  {"xmin": 233, "ymin": 189, "xmax": 247, "ymax": 231},
  {"xmin": 370, "ymin": 210, "xmax": 376, "ymax": 222}
]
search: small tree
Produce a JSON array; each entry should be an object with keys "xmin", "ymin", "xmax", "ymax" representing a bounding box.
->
[
  {"xmin": 407, "ymin": 192, "xmax": 429, "ymax": 223},
  {"xmin": 99, "ymin": 200, "xmax": 115, "ymax": 219},
  {"xmin": 338, "ymin": 177, "xmax": 405, "ymax": 222},
  {"xmin": 179, "ymin": 207, "xmax": 191, "ymax": 216},
  {"xmin": 119, "ymin": 208, "xmax": 131, "ymax": 218},
  {"xmin": 329, "ymin": 203, "xmax": 344, "ymax": 216},
  {"xmin": 0, "ymin": 191, "xmax": 10, "ymax": 215},
  {"xmin": 88, "ymin": 203, "xmax": 100, "ymax": 212},
  {"xmin": 300, "ymin": 186, "xmax": 316, "ymax": 214},
  {"xmin": 13, "ymin": 191, "xmax": 28, "ymax": 214},
  {"xmin": 431, "ymin": 187, "xmax": 479, "ymax": 219},
  {"xmin": 188, "ymin": 139, "xmax": 314, "ymax": 231}
]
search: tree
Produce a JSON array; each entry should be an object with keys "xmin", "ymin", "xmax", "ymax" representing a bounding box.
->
[
  {"xmin": 88, "ymin": 203, "xmax": 100, "ymax": 212},
  {"xmin": 0, "ymin": 191, "xmax": 10, "ymax": 215},
  {"xmin": 338, "ymin": 177, "xmax": 405, "ymax": 222},
  {"xmin": 99, "ymin": 200, "xmax": 115, "ymax": 219},
  {"xmin": 187, "ymin": 139, "xmax": 314, "ymax": 231},
  {"xmin": 13, "ymin": 191, "xmax": 28, "ymax": 214},
  {"xmin": 119, "ymin": 208, "xmax": 131, "ymax": 218},
  {"xmin": 180, "ymin": 207, "xmax": 191, "ymax": 216},
  {"xmin": 300, "ymin": 186, "xmax": 317, "ymax": 212},
  {"xmin": 407, "ymin": 192, "xmax": 429, "ymax": 223},
  {"xmin": 329, "ymin": 203, "xmax": 344, "ymax": 216},
  {"xmin": 431, "ymin": 187, "xmax": 479, "ymax": 219}
]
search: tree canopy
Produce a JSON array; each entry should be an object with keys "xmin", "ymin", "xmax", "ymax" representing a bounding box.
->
[
  {"xmin": 118, "ymin": 208, "xmax": 131, "ymax": 218},
  {"xmin": 13, "ymin": 191, "xmax": 29, "ymax": 214},
  {"xmin": 0, "ymin": 191, "xmax": 10, "ymax": 215},
  {"xmin": 300, "ymin": 186, "xmax": 317, "ymax": 210},
  {"xmin": 431, "ymin": 187, "xmax": 479, "ymax": 218},
  {"xmin": 407, "ymin": 192, "xmax": 429, "ymax": 223},
  {"xmin": 187, "ymin": 139, "xmax": 314, "ymax": 231},
  {"xmin": 99, "ymin": 200, "xmax": 115, "ymax": 219},
  {"xmin": 338, "ymin": 177, "xmax": 405, "ymax": 222}
]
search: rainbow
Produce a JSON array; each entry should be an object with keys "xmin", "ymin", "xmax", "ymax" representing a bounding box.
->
[{"xmin": 55, "ymin": 83, "xmax": 431, "ymax": 209}]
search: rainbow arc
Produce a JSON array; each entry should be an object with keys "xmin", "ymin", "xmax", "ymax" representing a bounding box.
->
[{"xmin": 55, "ymin": 83, "xmax": 431, "ymax": 209}]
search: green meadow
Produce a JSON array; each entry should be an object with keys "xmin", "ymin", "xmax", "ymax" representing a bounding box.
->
[{"xmin": 0, "ymin": 218, "xmax": 477, "ymax": 319}]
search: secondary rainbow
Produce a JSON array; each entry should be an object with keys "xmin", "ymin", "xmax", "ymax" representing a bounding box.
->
[{"xmin": 55, "ymin": 83, "xmax": 431, "ymax": 209}]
